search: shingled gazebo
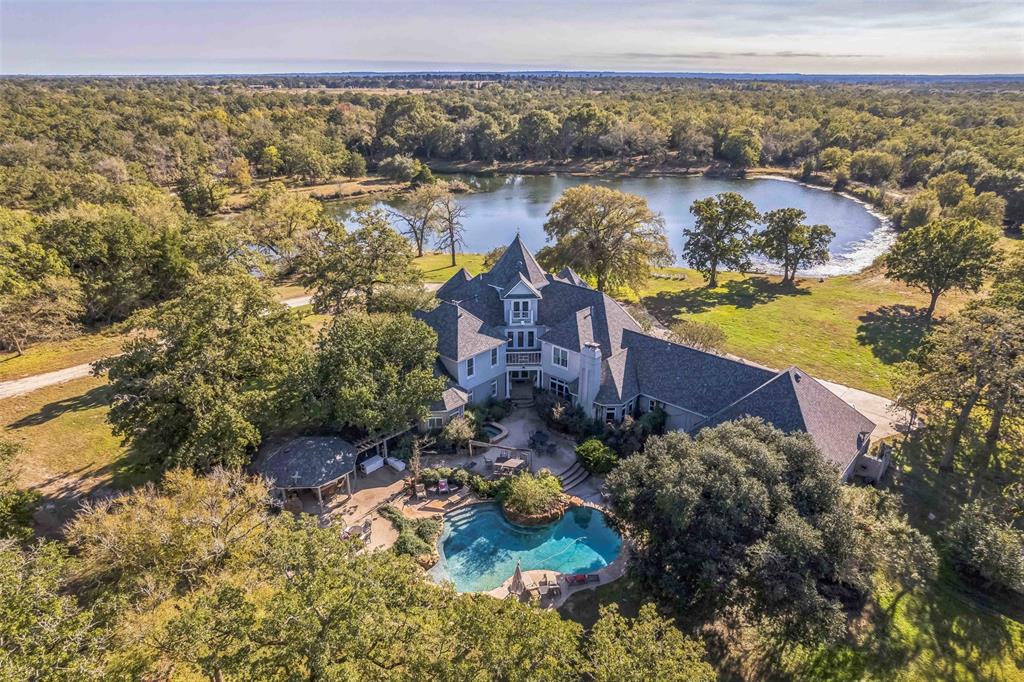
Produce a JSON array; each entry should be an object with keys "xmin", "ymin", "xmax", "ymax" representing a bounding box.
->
[{"xmin": 255, "ymin": 436, "xmax": 357, "ymax": 510}]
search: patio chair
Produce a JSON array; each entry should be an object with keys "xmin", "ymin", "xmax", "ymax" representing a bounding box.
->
[
  {"xmin": 414, "ymin": 483, "xmax": 426, "ymax": 499},
  {"xmin": 437, "ymin": 478, "xmax": 449, "ymax": 494},
  {"xmin": 359, "ymin": 519, "xmax": 372, "ymax": 543}
]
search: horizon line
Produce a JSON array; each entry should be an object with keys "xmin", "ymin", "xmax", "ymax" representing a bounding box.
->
[{"xmin": 3, "ymin": 69, "xmax": 1023, "ymax": 80}]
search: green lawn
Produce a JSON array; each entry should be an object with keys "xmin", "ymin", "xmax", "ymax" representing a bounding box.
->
[
  {"xmin": 630, "ymin": 266, "xmax": 971, "ymax": 397},
  {"xmin": 414, "ymin": 252, "xmax": 488, "ymax": 282},
  {"xmin": 0, "ymin": 330, "xmax": 127, "ymax": 382},
  {"xmin": 0, "ymin": 375, "xmax": 151, "ymax": 534}
]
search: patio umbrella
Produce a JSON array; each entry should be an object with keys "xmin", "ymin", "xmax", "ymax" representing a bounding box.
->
[{"xmin": 509, "ymin": 560, "xmax": 526, "ymax": 595}]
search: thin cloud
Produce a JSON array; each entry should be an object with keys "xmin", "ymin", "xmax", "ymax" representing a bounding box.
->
[{"xmin": 616, "ymin": 51, "xmax": 871, "ymax": 61}]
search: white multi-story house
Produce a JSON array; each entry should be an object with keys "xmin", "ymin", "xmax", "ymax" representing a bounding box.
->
[{"xmin": 415, "ymin": 235, "xmax": 884, "ymax": 481}]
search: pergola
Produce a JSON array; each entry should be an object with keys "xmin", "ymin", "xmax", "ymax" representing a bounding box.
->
[{"xmin": 255, "ymin": 436, "xmax": 357, "ymax": 511}]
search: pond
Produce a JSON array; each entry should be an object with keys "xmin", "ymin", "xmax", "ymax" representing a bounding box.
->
[
  {"xmin": 431, "ymin": 502, "xmax": 622, "ymax": 593},
  {"xmin": 325, "ymin": 173, "xmax": 893, "ymax": 276}
]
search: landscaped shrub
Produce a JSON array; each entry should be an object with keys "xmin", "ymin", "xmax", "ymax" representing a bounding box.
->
[
  {"xmin": 944, "ymin": 501, "xmax": 1024, "ymax": 594},
  {"xmin": 501, "ymin": 470, "xmax": 564, "ymax": 517},
  {"xmin": 420, "ymin": 468, "xmax": 440, "ymax": 487},
  {"xmin": 535, "ymin": 390, "xmax": 602, "ymax": 438},
  {"xmin": 379, "ymin": 504, "xmax": 442, "ymax": 559},
  {"xmin": 449, "ymin": 468, "xmax": 471, "ymax": 488},
  {"xmin": 601, "ymin": 410, "xmax": 667, "ymax": 457},
  {"xmin": 576, "ymin": 438, "xmax": 619, "ymax": 474},
  {"xmin": 473, "ymin": 397, "xmax": 513, "ymax": 424},
  {"xmin": 469, "ymin": 475, "xmax": 506, "ymax": 498},
  {"xmin": 440, "ymin": 414, "xmax": 475, "ymax": 454}
]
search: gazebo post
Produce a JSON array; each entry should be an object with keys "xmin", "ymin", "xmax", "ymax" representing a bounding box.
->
[{"xmin": 315, "ymin": 485, "xmax": 323, "ymax": 511}]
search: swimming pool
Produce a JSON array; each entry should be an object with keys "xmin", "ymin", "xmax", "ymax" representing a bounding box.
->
[{"xmin": 433, "ymin": 503, "xmax": 622, "ymax": 593}]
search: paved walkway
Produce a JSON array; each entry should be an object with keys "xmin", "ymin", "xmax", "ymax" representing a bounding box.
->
[{"xmin": 0, "ymin": 293, "xmax": 314, "ymax": 401}]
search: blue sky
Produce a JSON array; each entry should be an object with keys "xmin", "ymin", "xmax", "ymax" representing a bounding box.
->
[{"xmin": 2, "ymin": 0, "xmax": 1022, "ymax": 75}]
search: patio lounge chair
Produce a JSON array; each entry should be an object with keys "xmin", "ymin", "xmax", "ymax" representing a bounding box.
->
[
  {"xmin": 586, "ymin": 573, "xmax": 601, "ymax": 584},
  {"xmin": 359, "ymin": 519, "xmax": 372, "ymax": 543},
  {"xmin": 437, "ymin": 479, "xmax": 449, "ymax": 494},
  {"xmin": 414, "ymin": 483, "xmax": 426, "ymax": 499},
  {"xmin": 566, "ymin": 574, "xmax": 588, "ymax": 586}
]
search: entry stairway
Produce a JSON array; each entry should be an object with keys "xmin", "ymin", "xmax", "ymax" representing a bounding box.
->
[{"xmin": 555, "ymin": 460, "xmax": 590, "ymax": 492}]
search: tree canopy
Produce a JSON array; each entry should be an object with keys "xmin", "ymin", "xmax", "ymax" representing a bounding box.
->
[
  {"xmin": 755, "ymin": 207, "xmax": 835, "ymax": 284},
  {"xmin": 98, "ymin": 274, "xmax": 310, "ymax": 471},
  {"xmin": 539, "ymin": 185, "xmax": 673, "ymax": 293},
  {"xmin": 684, "ymin": 192, "xmax": 760, "ymax": 288},
  {"xmin": 884, "ymin": 217, "xmax": 1000, "ymax": 320},
  {"xmin": 298, "ymin": 207, "xmax": 422, "ymax": 314},
  {"xmin": 311, "ymin": 312, "xmax": 445, "ymax": 434},
  {"xmin": 606, "ymin": 419, "xmax": 860, "ymax": 645}
]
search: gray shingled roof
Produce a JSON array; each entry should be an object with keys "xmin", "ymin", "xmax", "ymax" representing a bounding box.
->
[
  {"xmin": 695, "ymin": 367, "xmax": 876, "ymax": 472},
  {"xmin": 254, "ymin": 437, "xmax": 356, "ymax": 490},
  {"xmin": 436, "ymin": 267, "xmax": 472, "ymax": 299},
  {"xmin": 537, "ymin": 281, "xmax": 642, "ymax": 357},
  {"xmin": 414, "ymin": 302, "xmax": 506, "ymax": 362},
  {"xmin": 622, "ymin": 330, "xmax": 776, "ymax": 415},
  {"xmin": 483, "ymin": 234, "xmax": 549, "ymax": 290},
  {"xmin": 596, "ymin": 349, "xmax": 640, "ymax": 403},
  {"xmin": 430, "ymin": 361, "xmax": 470, "ymax": 412},
  {"xmin": 500, "ymin": 271, "xmax": 543, "ymax": 299},
  {"xmin": 555, "ymin": 267, "xmax": 589, "ymax": 287},
  {"xmin": 541, "ymin": 307, "xmax": 596, "ymax": 352}
]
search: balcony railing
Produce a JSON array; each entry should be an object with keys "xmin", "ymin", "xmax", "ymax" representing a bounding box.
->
[
  {"xmin": 506, "ymin": 351, "xmax": 541, "ymax": 365},
  {"xmin": 509, "ymin": 312, "xmax": 533, "ymax": 324}
]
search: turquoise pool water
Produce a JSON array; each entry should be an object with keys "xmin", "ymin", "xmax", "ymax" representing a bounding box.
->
[{"xmin": 435, "ymin": 503, "xmax": 622, "ymax": 593}]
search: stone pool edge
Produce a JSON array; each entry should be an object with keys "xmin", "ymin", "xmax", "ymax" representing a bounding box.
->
[{"xmin": 428, "ymin": 498, "xmax": 631, "ymax": 607}]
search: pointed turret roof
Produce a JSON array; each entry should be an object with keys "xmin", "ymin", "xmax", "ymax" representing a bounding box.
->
[{"xmin": 485, "ymin": 234, "xmax": 549, "ymax": 290}]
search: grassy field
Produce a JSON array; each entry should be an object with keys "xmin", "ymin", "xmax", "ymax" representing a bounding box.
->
[
  {"xmin": 629, "ymin": 265, "xmax": 972, "ymax": 397},
  {"xmin": 0, "ymin": 330, "xmax": 128, "ymax": 382},
  {"xmin": 0, "ymin": 375, "xmax": 149, "ymax": 534},
  {"xmin": 414, "ymin": 252, "xmax": 489, "ymax": 282}
]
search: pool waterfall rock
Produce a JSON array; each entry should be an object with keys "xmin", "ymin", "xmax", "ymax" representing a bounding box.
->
[{"xmin": 500, "ymin": 493, "xmax": 568, "ymax": 527}]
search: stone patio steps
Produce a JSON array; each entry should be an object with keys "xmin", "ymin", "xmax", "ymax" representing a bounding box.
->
[{"xmin": 557, "ymin": 461, "xmax": 590, "ymax": 491}]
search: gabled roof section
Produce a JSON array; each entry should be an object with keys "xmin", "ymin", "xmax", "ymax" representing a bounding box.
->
[
  {"xmin": 542, "ymin": 307, "xmax": 596, "ymax": 353},
  {"xmin": 430, "ymin": 360, "xmax": 471, "ymax": 413},
  {"xmin": 500, "ymin": 271, "xmax": 543, "ymax": 299},
  {"xmin": 696, "ymin": 367, "xmax": 876, "ymax": 472},
  {"xmin": 622, "ymin": 330, "xmax": 776, "ymax": 415},
  {"xmin": 596, "ymin": 349, "xmax": 640, "ymax": 404},
  {"xmin": 554, "ymin": 266, "xmax": 589, "ymax": 287},
  {"xmin": 413, "ymin": 302, "xmax": 506, "ymax": 362},
  {"xmin": 436, "ymin": 267, "xmax": 473, "ymax": 300},
  {"xmin": 537, "ymin": 281, "xmax": 642, "ymax": 356},
  {"xmin": 484, "ymin": 234, "xmax": 549, "ymax": 291}
]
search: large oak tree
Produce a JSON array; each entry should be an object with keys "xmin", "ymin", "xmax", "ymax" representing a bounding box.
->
[
  {"xmin": 98, "ymin": 274, "xmax": 310, "ymax": 471},
  {"xmin": 883, "ymin": 217, "xmax": 999, "ymax": 321},
  {"xmin": 684, "ymin": 192, "xmax": 760, "ymax": 288},
  {"xmin": 539, "ymin": 185, "xmax": 672, "ymax": 293}
]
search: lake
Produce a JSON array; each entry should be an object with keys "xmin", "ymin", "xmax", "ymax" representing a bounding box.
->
[{"xmin": 325, "ymin": 173, "xmax": 893, "ymax": 276}]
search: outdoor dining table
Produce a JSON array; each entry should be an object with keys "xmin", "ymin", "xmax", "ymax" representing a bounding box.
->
[{"xmin": 496, "ymin": 457, "xmax": 526, "ymax": 473}]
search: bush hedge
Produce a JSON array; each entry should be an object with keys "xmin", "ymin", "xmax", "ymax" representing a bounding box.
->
[{"xmin": 576, "ymin": 438, "xmax": 619, "ymax": 474}]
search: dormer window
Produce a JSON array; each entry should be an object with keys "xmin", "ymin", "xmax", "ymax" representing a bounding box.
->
[{"xmin": 511, "ymin": 300, "xmax": 531, "ymax": 324}]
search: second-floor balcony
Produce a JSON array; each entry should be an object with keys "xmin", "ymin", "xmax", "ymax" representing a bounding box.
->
[
  {"xmin": 509, "ymin": 311, "xmax": 533, "ymax": 325},
  {"xmin": 506, "ymin": 350, "xmax": 541, "ymax": 365}
]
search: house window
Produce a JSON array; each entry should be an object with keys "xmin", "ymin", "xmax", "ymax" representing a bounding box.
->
[
  {"xmin": 511, "ymin": 300, "xmax": 530, "ymax": 323},
  {"xmin": 549, "ymin": 377, "xmax": 571, "ymax": 400},
  {"xmin": 491, "ymin": 347, "xmax": 499, "ymax": 366},
  {"xmin": 604, "ymin": 407, "xmax": 617, "ymax": 422},
  {"xmin": 551, "ymin": 346, "xmax": 568, "ymax": 368},
  {"xmin": 648, "ymin": 398, "xmax": 664, "ymax": 412},
  {"xmin": 625, "ymin": 399, "xmax": 635, "ymax": 415},
  {"xmin": 507, "ymin": 332, "xmax": 513, "ymax": 346},
  {"xmin": 527, "ymin": 331, "xmax": 535, "ymax": 347},
  {"xmin": 427, "ymin": 416, "xmax": 443, "ymax": 429},
  {"xmin": 466, "ymin": 357, "xmax": 475, "ymax": 378},
  {"xmin": 490, "ymin": 380, "xmax": 498, "ymax": 397}
]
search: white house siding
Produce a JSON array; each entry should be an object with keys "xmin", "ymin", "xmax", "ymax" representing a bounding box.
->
[
  {"xmin": 456, "ymin": 347, "xmax": 506, "ymax": 388},
  {"xmin": 466, "ymin": 373, "xmax": 507, "ymax": 404},
  {"xmin": 539, "ymin": 342, "xmax": 579, "ymax": 382}
]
